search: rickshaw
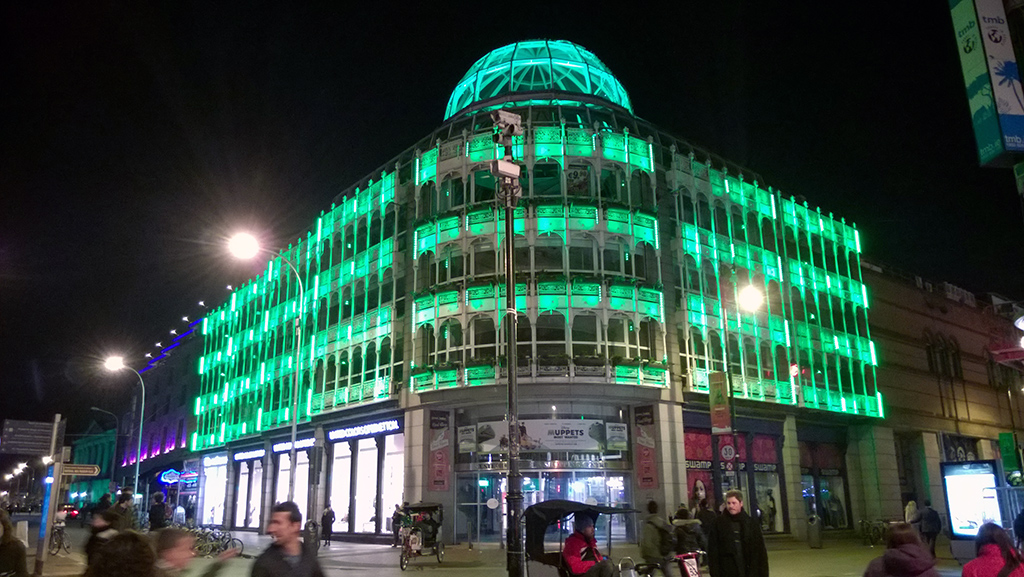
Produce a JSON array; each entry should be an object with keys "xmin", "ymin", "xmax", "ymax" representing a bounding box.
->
[
  {"xmin": 524, "ymin": 499, "xmax": 666, "ymax": 577},
  {"xmin": 398, "ymin": 502, "xmax": 444, "ymax": 571}
]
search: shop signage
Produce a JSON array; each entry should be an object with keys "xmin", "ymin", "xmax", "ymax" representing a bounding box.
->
[
  {"xmin": 327, "ymin": 418, "xmax": 402, "ymax": 442},
  {"xmin": 685, "ymin": 460, "xmax": 712, "ymax": 470},
  {"xmin": 635, "ymin": 406, "xmax": 658, "ymax": 489},
  {"xmin": 202, "ymin": 455, "xmax": 228, "ymax": 468},
  {"xmin": 466, "ymin": 419, "xmax": 615, "ymax": 453},
  {"xmin": 233, "ymin": 448, "xmax": 266, "ymax": 461},
  {"xmin": 606, "ymin": 423, "xmax": 628, "ymax": 451},
  {"xmin": 429, "ymin": 410, "xmax": 451, "ymax": 492},
  {"xmin": 709, "ymin": 372, "xmax": 731, "ymax": 434},
  {"xmin": 159, "ymin": 469, "xmax": 180, "ymax": 484},
  {"xmin": 272, "ymin": 438, "xmax": 315, "ymax": 453}
]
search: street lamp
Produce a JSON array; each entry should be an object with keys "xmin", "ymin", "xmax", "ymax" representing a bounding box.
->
[
  {"xmin": 723, "ymin": 279, "xmax": 763, "ymax": 496},
  {"xmin": 91, "ymin": 406, "xmax": 120, "ymax": 492},
  {"xmin": 104, "ymin": 356, "xmax": 146, "ymax": 498},
  {"xmin": 228, "ymin": 232, "xmax": 304, "ymax": 503}
]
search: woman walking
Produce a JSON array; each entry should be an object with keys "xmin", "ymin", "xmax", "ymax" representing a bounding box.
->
[{"xmin": 321, "ymin": 504, "xmax": 336, "ymax": 547}]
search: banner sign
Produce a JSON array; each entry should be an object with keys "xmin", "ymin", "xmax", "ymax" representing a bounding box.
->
[
  {"xmin": 635, "ymin": 406, "xmax": 658, "ymax": 489},
  {"xmin": 709, "ymin": 372, "xmax": 731, "ymax": 434},
  {"xmin": 999, "ymin": 432, "xmax": 1020, "ymax": 472},
  {"xmin": 606, "ymin": 423, "xmax": 629, "ymax": 451},
  {"xmin": 466, "ymin": 419, "xmax": 620, "ymax": 453},
  {"xmin": 976, "ymin": 0, "xmax": 1024, "ymax": 155},
  {"xmin": 428, "ymin": 410, "xmax": 450, "ymax": 492}
]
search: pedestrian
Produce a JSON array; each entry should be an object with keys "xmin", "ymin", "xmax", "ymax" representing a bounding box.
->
[
  {"xmin": 111, "ymin": 492, "xmax": 136, "ymax": 531},
  {"xmin": 1013, "ymin": 508, "xmax": 1024, "ymax": 552},
  {"xmin": 640, "ymin": 500, "xmax": 673, "ymax": 574},
  {"xmin": 85, "ymin": 509, "xmax": 120, "ymax": 567},
  {"xmin": 149, "ymin": 493, "xmax": 169, "ymax": 531},
  {"xmin": 391, "ymin": 504, "xmax": 405, "ymax": 547},
  {"xmin": 562, "ymin": 513, "xmax": 613, "ymax": 577},
  {"xmin": 154, "ymin": 527, "xmax": 238, "ymax": 577},
  {"xmin": 963, "ymin": 523, "xmax": 1024, "ymax": 577},
  {"xmin": 673, "ymin": 508, "xmax": 708, "ymax": 555},
  {"xmin": 251, "ymin": 501, "xmax": 325, "ymax": 577},
  {"xmin": 862, "ymin": 522, "xmax": 939, "ymax": 577},
  {"xmin": 707, "ymin": 490, "xmax": 769, "ymax": 577},
  {"xmin": 904, "ymin": 500, "xmax": 918, "ymax": 528},
  {"xmin": 696, "ymin": 498, "xmax": 718, "ymax": 538},
  {"xmin": 909, "ymin": 500, "xmax": 941, "ymax": 558},
  {"xmin": 0, "ymin": 508, "xmax": 28, "ymax": 577},
  {"xmin": 320, "ymin": 504, "xmax": 335, "ymax": 547},
  {"xmin": 83, "ymin": 531, "xmax": 157, "ymax": 577}
]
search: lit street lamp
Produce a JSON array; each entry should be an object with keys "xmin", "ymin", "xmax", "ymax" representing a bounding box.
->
[
  {"xmin": 228, "ymin": 232, "xmax": 304, "ymax": 503},
  {"xmin": 723, "ymin": 276, "xmax": 763, "ymax": 495},
  {"xmin": 104, "ymin": 356, "xmax": 146, "ymax": 498}
]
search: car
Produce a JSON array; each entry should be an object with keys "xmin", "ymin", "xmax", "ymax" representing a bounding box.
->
[{"xmin": 59, "ymin": 504, "xmax": 79, "ymax": 520}]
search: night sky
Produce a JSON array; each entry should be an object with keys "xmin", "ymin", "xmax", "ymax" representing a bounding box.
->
[{"xmin": 2, "ymin": 2, "xmax": 1022, "ymax": 449}]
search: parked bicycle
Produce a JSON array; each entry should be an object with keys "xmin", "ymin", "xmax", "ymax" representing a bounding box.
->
[{"xmin": 48, "ymin": 522, "xmax": 70, "ymax": 555}]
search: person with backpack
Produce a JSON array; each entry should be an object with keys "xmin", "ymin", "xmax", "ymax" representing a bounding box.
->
[
  {"xmin": 641, "ymin": 500, "xmax": 674, "ymax": 574},
  {"xmin": 909, "ymin": 500, "xmax": 942, "ymax": 558},
  {"xmin": 673, "ymin": 508, "xmax": 708, "ymax": 554},
  {"xmin": 149, "ymin": 493, "xmax": 170, "ymax": 531}
]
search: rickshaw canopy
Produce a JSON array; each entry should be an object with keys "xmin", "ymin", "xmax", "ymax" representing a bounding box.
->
[{"xmin": 524, "ymin": 499, "xmax": 637, "ymax": 560}]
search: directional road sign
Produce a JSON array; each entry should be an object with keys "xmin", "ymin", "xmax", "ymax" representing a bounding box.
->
[
  {"xmin": 62, "ymin": 464, "xmax": 101, "ymax": 477},
  {"xmin": 0, "ymin": 419, "xmax": 53, "ymax": 455}
]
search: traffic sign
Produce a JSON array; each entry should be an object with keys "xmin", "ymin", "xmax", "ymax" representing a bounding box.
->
[
  {"xmin": 62, "ymin": 464, "xmax": 101, "ymax": 477},
  {"xmin": 0, "ymin": 419, "xmax": 54, "ymax": 455}
]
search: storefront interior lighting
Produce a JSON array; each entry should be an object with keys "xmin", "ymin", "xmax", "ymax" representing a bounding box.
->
[{"xmin": 272, "ymin": 438, "xmax": 315, "ymax": 453}]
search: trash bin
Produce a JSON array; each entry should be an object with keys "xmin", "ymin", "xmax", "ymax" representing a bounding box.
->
[{"xmin": 807, "ymin": 515, "xmax": 823, "ymax": 549}]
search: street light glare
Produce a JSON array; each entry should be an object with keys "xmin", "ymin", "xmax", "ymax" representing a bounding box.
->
[
  {"xmin": 104, "ymin": 356, "xmax": 126, "ymax": 371},
  {"xmin": 738, "ymin": 285, "xmax": 764, "ymax": 312},
  {"xmin": 228, "ymin": 232, "xmax": 261, "ymax": 260}
]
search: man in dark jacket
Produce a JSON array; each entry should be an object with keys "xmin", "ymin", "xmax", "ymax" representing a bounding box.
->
[
  {"xmin": 707, "ymin": 490, "xmax": 769, "ymax": 577},
  {"xmin": 911, "ymin": 500, "xmax": 942, "ymax": 558},
  {"xmin": 251, "ymin": 502, "xmax": 325, "ymax": 577}
]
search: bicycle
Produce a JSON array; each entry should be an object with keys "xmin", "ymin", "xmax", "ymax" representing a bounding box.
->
[
  {"xmin": 305, "ymin": 520, "xmax": 321, "ymax": 552},
  {"xmin": 48, "ymin": 523, "xmax": 70, "ymax": 555}
]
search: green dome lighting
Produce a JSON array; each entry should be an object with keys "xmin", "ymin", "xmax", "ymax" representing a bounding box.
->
[{"xmin": 444, "ymin": 40, "xmax": 633, "ymax": 121}]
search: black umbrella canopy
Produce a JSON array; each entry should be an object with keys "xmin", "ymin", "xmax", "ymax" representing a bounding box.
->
[{"xmin": 524, "ymin": 499, "xmax": 638, "ymax": 560}]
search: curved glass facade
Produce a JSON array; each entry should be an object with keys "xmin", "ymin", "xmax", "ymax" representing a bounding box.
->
[{"xmin": 444, "ymin": 40, "xmax": 633, "ymax": 120}]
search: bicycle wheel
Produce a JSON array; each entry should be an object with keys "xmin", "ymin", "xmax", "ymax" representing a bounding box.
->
[
  {"xmin": 48, "ymin": 531, "xmax": 59, "ymax": 555},
  {"xmin": 61, "ymin": 532, "xmax": 71, "ymax": 554},
  {"xmin": 869, "ymin": 524, "xmax": 883, "ymax": 547},
  {"xmin": 228, "ymin": 538, "xmax": 244, "ymax": 556},
  {"xmin": 399, "ymin": 551, "xmax": 409, "ymax": 571}
]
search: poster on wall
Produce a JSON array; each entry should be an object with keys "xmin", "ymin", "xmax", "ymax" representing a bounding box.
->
[
  {"xmin": 709, "ymin": 372, "xmax": 731, "ymax": 434},
  {"xmin": 606, "ymin": 423, "xmax": 629, "ymax": 451},
  {"xmin": 635, "ymin": 406, "xmax": 658, "ymax": 489},
  {"xmin": 429, "ymin": 411, "xmax": 450, "ymax": 492},
  {"xmin": 470, "ymin": 419, "xmax": 611, "ymax": 453},
  {"xmin": 684, "ymin": 430, "xmax": 714, "ymax": 512},
  {"xmin": 457, "ymin": 425, "xmax": 477, "ymax": 454}
]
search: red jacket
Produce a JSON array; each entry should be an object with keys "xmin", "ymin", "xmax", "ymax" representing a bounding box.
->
[
  {"xmin": 562, "ymin": 531, "xmax": 602, "ymax": 576},
  {"xmin": 963, "ymin": 544, "xmax": 1024, "ymax": 577}
]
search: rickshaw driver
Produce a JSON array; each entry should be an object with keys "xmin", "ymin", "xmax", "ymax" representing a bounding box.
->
[{"xmin": 562, "ymin": 514, "xmax": 615, "ymax": 577}]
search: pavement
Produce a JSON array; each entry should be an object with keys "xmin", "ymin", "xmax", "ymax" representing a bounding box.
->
[{"xmin": 25, "ymin": 523, "xmax": 970, "ymax": 576}]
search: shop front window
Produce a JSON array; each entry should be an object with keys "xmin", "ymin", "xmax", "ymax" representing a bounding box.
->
[
  {"xmin": 381, "ymin": 434, "xmax": 405, "ymax": 534},
  {"xmin": 235, "ymin": 465, "xmax": 249, "ymax": 528},
  {"xmin": 201, "ymin": 460, "xmax": 227, "ymax": 526},
  {"xmin": 248, "ymin": 460, "xmax": 263, "ymax": 529},
  {"xmin": 330, "ymin": 442, "xmax": 352, "ymax": 530},
  {"xmin": 355, "ymin": 438, "xmax": 378, "ymax": 533},
  {"xmin": 276, "ymin": 451, "xmax": 310, "ymax": 524},
  {"xmin": 819, "ymin": 475, "xmax": 847, "ymax": 529}
]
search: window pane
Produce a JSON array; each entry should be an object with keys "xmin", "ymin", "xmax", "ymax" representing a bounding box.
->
[{"xmin": 355, "ymin": 438, "xmax": 378, "ymax": 533}]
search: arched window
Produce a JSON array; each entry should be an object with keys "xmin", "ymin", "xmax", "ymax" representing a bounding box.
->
[
  {"xmin": 571, "ymin": 314, "xmax": 600, "ymax": 357},
  {"xmin": 341, "ymin": 287, "xmax": 353, "ymax": 320},
  {"xmin": 607, "ymin": 316, "xmax": 637, "ymax": 359},
  {"xmin": 774, "ymin": 345, "xmax": 789, "ymax": 384},
  {"xmin": 473, "ymin": 242, "xmax": 496, "ymax": 276},
  {"xmin": 317, "ymin": 297, "xmax": 329, "ymax": 331},
  {"xmin": 331, "ymin": 233, "xmax": 343, "ymax": 264},
  {"xmin": 416, "ymin": 251, "xmax": 436, "ymax": 293},
  {"xmin": 383, "ymin": 209, "xmax": 396, "ymax": 239},
  {"xmin": 354, "ymin": 280, "xmax": 366, "ymax": 316},
  {"xmin": 470, "ymin": 316, "xmax": 497, "ymax": 360},
  {"xmin": 633, "ymin": 242, "xmax": 656, "ymax": 282},
  {"xmin": 569, "ymin": 235, "xmax": 597, "ymax": 271},
  {"xmin": 746, "ymin": 213, "xmax": 760, "ymax": 247},
  {"xmin": 440, "ymin": 177, "xmax": 465, "ymax": 210},
  {"xmin": 367, "ymin": 276, "xmax": 380, "ymax": 311},
  {"xmin": 681, "ymin": 255, "xmax": 700, "ymax": 292},
  {"xmin": 713, "ymin": 202, "xmax": 729, "ymax": 236},
  {"xmin": 680, "ymin": 193, "xmax": 696, "ymax": 225},
  {"xmin": 369, "ymin": 213, "xmax": 382, "ymax": 249},
  {"xmin": 696, "ymin": 195, "xmax": 712, "ymax": 231},
  {"xmin": 689, "ymin": 327, "xmax": 707, "ymax": 369},
  {"xmin": 600, "ymin": 167, "xmax": 625, "ymax": 203},
  {"xmin": 638, "ymin": 319, "xmax": 660, "ymax": 361},
  {"xmin": 343, "ymin": 225, "xmax": 355, "ymax": 261},
  {"xmin": 474, "ymin": 171, "xmax": 496, "ymax": 204},
  {"xmin": 364, "ymin": 342, "xmax": 378, "ymax": 385},
  {"xmin": 708, "ymin": 330, "xmax": 725, "ymax": 372},
  {"xmin": 730, "ymin": 206, "xmax": 745, "ymax": 242},
  {"xmin": 701, "ymin": 260, "xmax": 717, "ymax": 295},
  {"xmin": 318, "ymin": 243, "xmax": 332, "ymax": 271},
  {"xmin": 535, "ymin": 312, "xmax": 567, "ymax": 357},
  {"xmin": 380, "ymin": 269, "xmax": 394, "ymax": 305},
  {"xmin": 437, "ymin": 320, "xmax": 464, "ymax": 364},
  {"xmin": 631, "ymin": 170, "xmax": 655, "ymax": 207},
  {"xmin": 760, "ymin": 218, "xmax": 776, "ymax": 250},
  {"xmin": 535, "ymin": 235, "xmax": 564, "ymax": 271},
  {"xmin": 727, "ymin": 334, "xmax": 742, "ymax": 375},
  {"xmin": 516, "ymin": 314, "xmax": 532, "ymax": 358},
  {"xmin": 603, "ymin": 240, "xmax": 624, "ymax": 275},
  {"xmin": 350, "ymin": 346, "xmax": 363, "ymax": 386},
  {"xmin": 337, "ymin": 351, "xmax": 350, "ymax": 391},
  {"xmin": 325, "ymin": 357, "xmax": 337, "ymax": 393},
  {"xmin": 356, "ymin": 221, "xmax": 368, "ymax": 255},
  {"xmin": 416, "ymin": 326, "xmax": 434, "ymax": 368},
  {"xmin": 533, "ymin": 162, "xmax": 562, "ymax": 197},
  {"xmin": 418, "ymin": 181, "xmax": 435, "ymax": 218}
]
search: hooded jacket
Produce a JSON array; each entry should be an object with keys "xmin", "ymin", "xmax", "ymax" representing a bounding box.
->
[
  {"xmin": 707, "ymin": 509, "xmax": 768, "ymax": 577},
  {"xmin": 673, "ymin": 517, "xmax": 708, "ymax": 554},
  {"xmin": 863, "ymin": 543, "xmax": 940, "ymax": 577},
  {"xmin": 962, "ymin": 544, "xmax": 1024, "ymax": 577}
]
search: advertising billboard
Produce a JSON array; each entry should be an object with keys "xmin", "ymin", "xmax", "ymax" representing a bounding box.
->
[{"xmin": 941, "ymin": 460, "xmax": 1002, "ymax": 538}]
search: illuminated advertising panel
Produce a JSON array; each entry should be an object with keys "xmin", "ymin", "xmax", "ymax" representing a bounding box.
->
[
  {"xmin": 941, "ymin": 460, "xmax": 1002, "ymax": 538},
  {"xmin": 975, "ymin": 0, "xmax": 1024, "ymax": 155}
]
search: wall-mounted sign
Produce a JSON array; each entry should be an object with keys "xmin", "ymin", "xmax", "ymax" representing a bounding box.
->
[
  {"xmin": 465, "ymin": 419, "xmax": 618, "ymax": 453},
  {"xmin": 159, "ymin": 469, "xmax": 180, "ymax": 484},
  {"xmin": 202, "ymin": 455, "xmax": 228, "ymax": 468},
  {"xmin": 272, "ymin": 438, "xmax": 315, "ymax": 453},
  {"xmin": 327, "ymin": 418, "xmax": 402, "ymax": 442},
  {"xmin": 233, "ymin": 449, "xmax": 266, "ymax": 461}
]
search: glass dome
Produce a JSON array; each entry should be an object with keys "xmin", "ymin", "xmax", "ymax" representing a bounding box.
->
[{"xmin": 444, "ymin": 40, "xmax": 633, "ymax": 120}]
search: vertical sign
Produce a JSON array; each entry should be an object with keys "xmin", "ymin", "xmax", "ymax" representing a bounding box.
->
[
  {"xmin": 976, "ymin": 0, "xmax": 1024, "ymax": 154},
  {"xmin": 634, "ymin": 406, "xmax": 658, "ymax": 489},
  {"xmin": 999, "ymin": 432, "xmax": 1021, "ymax": 472},
  {"xmin": 951, "ymin": 0, "xmax": 1005, "ymax": 164},
  {"xmin": 709, "ymin": 372, "xmax": 732, "ymax": 434},
  {"xmin": 428, "ymin": 411, "xmax": 450, "ymax": 492}
]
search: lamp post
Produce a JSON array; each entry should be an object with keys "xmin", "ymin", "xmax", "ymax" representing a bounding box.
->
[
  {"xmin": 490, "ymin": 110, "xmax": 524, "ymax": 577},
  {"xmin": 723, "ymin": 276, "xmax": 763, "ymax": 494},
  {"xmin": 91, "ymin": 406, "xmax": 120, "ymax": 492},
  {"xmin": 228, "ymin": 232, "xmax": 304, "ymax": 503},
  {"xmin": 104, "ymin": 356, "xmax": 146, "ymax": 498}
]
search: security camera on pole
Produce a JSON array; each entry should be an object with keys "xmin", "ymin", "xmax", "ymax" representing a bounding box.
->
[{"xmin": 490, "ymin": 108, "xmax": 525, "ymax": 577}]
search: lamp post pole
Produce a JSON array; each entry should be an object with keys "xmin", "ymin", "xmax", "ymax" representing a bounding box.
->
[
  {"xmin": 490, "ymin": 109, "xmax": 525, "ymax": 577},
  {"xmin": 127, "ymin": 368, "xmax": 146, "ymax": 498},
  {"xmin": 227, "ymin": 234, "xmax": 304, "ymax": 504},
  {"xmin": 91, "ymin": 407, "xmax": 120, "ymax": 492}
]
